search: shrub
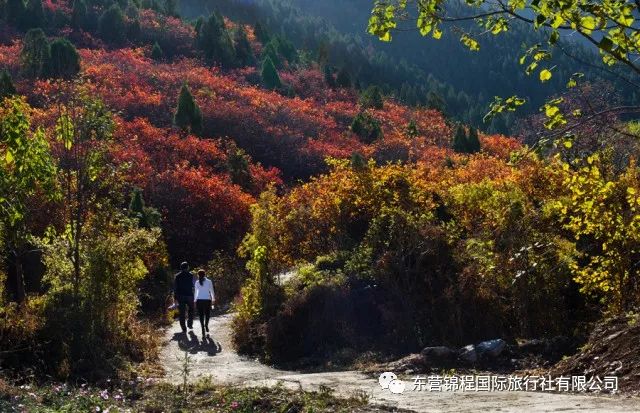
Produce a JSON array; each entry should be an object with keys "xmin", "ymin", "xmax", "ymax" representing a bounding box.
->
[
  {"xmin": 173, "ymin": 83, "xmax": 203, "ymax": 135},
  {"xmin": 359, "ymin": 85, "xmax": 384, "ymax": 109},
  {"xmin": 46, "ymin": 38, "xmax": 81, "ymax": 79},
  {"xmin": 0, "ymin": 69, "xmax": 16, "ymax": 99},
  {"xmin": 350, "ymin": 111, "xmax": 383, "ymax": 144},
  {"xmin": 261, "ymin": 56, "xmax": 281, "ymax": 90},
  {"xmin": 20, "ymin": 28, "xmax": 50, "ymax": 78},
  {"xmin": 98, "ymin": 4, "xmax": 127, "ymax": 45}
]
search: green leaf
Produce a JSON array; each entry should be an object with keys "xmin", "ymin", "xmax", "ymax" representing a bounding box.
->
[{"xmin": 5, "ymin": 150, "xmax": 14, "ymax": 164}]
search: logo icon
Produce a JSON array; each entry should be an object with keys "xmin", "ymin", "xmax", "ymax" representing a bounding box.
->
[{"xmin": 379, "ymin": 372, "xmax": 405, "ymax": 394}]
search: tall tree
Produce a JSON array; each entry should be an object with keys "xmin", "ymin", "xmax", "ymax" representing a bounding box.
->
[
  {"xmin": 467, "ymin": 127, "xmax": 481, "ymax": 154},
  {"xmin": 19, "ymin": 28, "xmax": 50, "ymax": 78},
  {"xmin": 24, "ymin": 0, "xmax": 44, "ymax": 29},
  {"xmin": 359, "ymin": 85, "xmax": 384, "ymax": 109},
  {"xmin": 452, "ymin": 125, "xmax": 468, "ymax": 154},
  {"xmin": 335, "ymin": 67, "xmax": 352, "ymax": 88},
  {"xmin": 0, "ymin": 97, "xmax": 57, "ymax": 303},
  {"xmin": 261, "ymin": 56, "xmax": 281, "ymax": 90},
  {"xmin": 46, "ymin": 38, "xmax": 81, "ymax": 79},
  {"xmin": 0, "ymin": 70, "xmax": 17, "ymax": 100},
  {"xmin": 367, "ymin": 0, "xmax": 640, "ymax": 134},
  {"xmin": 197, "ymin": 12, "xmax": 236, "ymax": 67},
  {"xmin": 151, "ymin": 42, "xmax": 164, "ymax": 61},
  {"xmin": 98, "ymin": 4, "xmax": 127, "ymax": 45},
  {"xmin": 6, "ymin": 0, "xmax": 26, "ymax": 29},
  {"xmin": 71, "ymin": 0, "xmax": 87, "ymax": 30},
  {"xmin": 253, "ymin": 21, "xmax": 270, "ymax": 44},
  {"xmin": 323, "ymin": 65, "xmax": 336, "ymax": 88},
  {"xmin": 173, "ymin": 83, "xmax": 203, "ymax": 135},
  {"xmin": 234, "ymin": 26, "xmax": 255, "ymax": 66}
]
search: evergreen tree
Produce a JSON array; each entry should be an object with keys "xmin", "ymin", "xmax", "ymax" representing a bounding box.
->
[
  {"xmin": 323, "ymin": 65, "xmax": 336, "ymax": 88},
  {"xmin": 24, "ymin": 0, "xmax": 45, "ymax": 29},
  {"xmin": 227, "ymin": 148, "xmax": 252, "ymax": 189},
  {"xmin": 6, "ymin": 0, "xmax": 26, "ymax": 29},
  {"xmin": 164, "ymin": 0, "xmax": 179, "ymax": 17},
  {"xmin": 350, "ymin": 152, "xmax": 367, "ymax": 171},
  {"xmin": 253, "ymin": 21, "xmax": 270, "ymax": 44},
  {"xmin": 98, "ymin": 4, "xmax": 127, "ymax": 45},
  {"xmin": 46, "ymin": 38, "xmax": 81, "ymax": 79},
  {"xmin": 406, "ymin": 119, "xmax": 419, "ymax": 139},
  {"xmin": 71, "ymin": 0, "xmax": 87, "ymax": 30},
  {"xmin": 129, "ymin": 188, "xmax": 160, "ymax": 228},
  {"xmin": 233, "ymin": 26, "xmax": 255, "ymax": 66},
  {"xmin": 452, "ymin": 125, "xmax": 468, "ymax": 154},
  {"xmin": 20, "ymin": 28, "xmax": 50, "ymax": 78},
  {"xmin": 261, "ymin": 56, "xmax": 281, "ymax": 90},
  {"xmin": 173, "ymin": 83, "xmax": 203, "ymax": 135},
  {"xmin": 0, "ymin": 70, "xmax": 17, "ymax": 100},
  {"xmin": 151, "ymin": 42, "xmax": 164, "ymax": 61},
  {"xmin": 335, "ymin": 67, "xmax": 351, "ymax": 88},
  {"xmin": 351, "ymin": 111, "xmax": 383, "ymax": 144},
  {"xmin": 197, "ymin": 12, "xmax": 236, "ymax": 67},
  {"xmin": 467, "ymin": 127, "xmax": 481, "ymax": 153},
  {"xmin": 359, "ymin": 85, "xmax": 384, "ymax": 109},
  {"xmin": 127, "ymin": 17, "xmax": 142, "ymax": 41},
  {"xmin": 261, "ymin": 40, "xmax": 281, "ymax": 68}
]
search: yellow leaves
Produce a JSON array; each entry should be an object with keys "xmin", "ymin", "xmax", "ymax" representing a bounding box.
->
[
  {"xmin": 4, "ymin": 150, "xmax": 13, "ymax": 164},
  {"xmin": 539, "ymin": 69, "xmax": 552, "ymax": 82},
  {"xmin": 460, "ymin": 34, "xmax": 480, "ymax": 51}
]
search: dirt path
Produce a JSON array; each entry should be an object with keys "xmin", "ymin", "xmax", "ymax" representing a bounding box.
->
[{"xmin": 160, "ymin": 313, "xmax": 639, "ymax": 412}]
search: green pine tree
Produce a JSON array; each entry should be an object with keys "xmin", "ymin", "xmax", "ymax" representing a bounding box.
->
[
  {"xmin": 151, "ymin": 42, "xmax": 164, "ymax": 61},
  {"xmin": 323, "ymin": 65, "xmax": 336, "ymax": 88},
  {"xmin": 350, "ymin": 152, "xmax": 367, "ymax": 171},
  {"xmin": 20, "ymin": 28, "xmax": 50, "ymax": 78},
  {"xmin": 129, "ymin": 188, "xmax": 160, "ymax": 228},
  {"xmin": 173, "ymin": 83, "xmax": 203, "ymax": 135},
  {"xmin": 261, "ymin": 56, "xmax": 281, "ymax": 90},
  {"xmin": 6, "ymin": 0, "xmax": 26, "ymax": 29},
  {"xmin": 71, "ymin": 0, "xmax": 87, "ymax": 30},
  {"xmin": 197, "ymin": 12, "xmax": 236, "ymax": 67},
  {"xmin": 262, "ymin": 40, "xmax": 281, "ymax": 68},
  {"xmin": 24, "ymin": 0, "xmax": 45, "ymax": 29},
  {"xmin": 227, "ymin": 148, "xmax": 252, "ymax": 189},
  {"xmin": 351, "ymin": 111, "xmax": 383, "ymax": 144},
  {"xmin": 233, "ymin": 26, "xmax": 255, "ymax": 66},
  {"xmin": 359, "ymin": 85, "xmax": 384, "ymax": 109},
  {"xmin": 467, "ymin": 127, "xmax": 481, "ymax": 153},
  {"xmin": 336, "ymin": 67, "xmax": 351, "ymax": 88},
  {"xmin": 406, "ymin": 119, "xmax": 419, "ymax": 139},
  {"xmin": 46, "ymin": 38, "xmax": 81, "ymax": 79},
  {"xmin": 99, "ymin": 4, "xmax": 127, "ymax": 45},
  {"xmin": 253, "ymin": 21, "xmax": 270, "ymax": 44},
  {"xmin": 0, "ymin": 70, "xmax": 17, "ymax": 100},
  {"xmin": 452, "ymin": 124, "xmax": 468, "ymax": 154}
]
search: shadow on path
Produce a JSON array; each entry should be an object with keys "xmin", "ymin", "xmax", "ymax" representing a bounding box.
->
[{"xmin": 172, "ymin": 331, "xmax": 222, "ymax": 356}]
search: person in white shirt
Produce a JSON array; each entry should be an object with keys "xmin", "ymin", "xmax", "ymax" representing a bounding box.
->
[{"xmin": 194, "ymin": 269, "xmax": 215, "ymax": 337}]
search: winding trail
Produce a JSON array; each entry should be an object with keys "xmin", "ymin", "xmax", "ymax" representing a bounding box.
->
[{"xmin": 160, "ymin": 313, "xmax": 639, "ymax": 412}]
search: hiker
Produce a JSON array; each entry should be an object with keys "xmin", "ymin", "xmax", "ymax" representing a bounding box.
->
[
  {"xmin": 174, "ymin": 261, "xmax": 195, "ymax": 333},
  {"xmin": 194, "ymin": 269, "xmax": 215, "ymax": 337}
]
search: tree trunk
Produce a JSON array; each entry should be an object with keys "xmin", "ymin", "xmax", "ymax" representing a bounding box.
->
[{"xmin": 14, "ymin": 254, "xmax": 26, "ymax": 303}]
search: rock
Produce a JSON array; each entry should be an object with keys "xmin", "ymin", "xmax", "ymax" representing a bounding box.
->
[
  {"xmin": 476, "ymin": 339, "xmax": 506, "ymax": 358},
  {"xmin": 518, "ymin": 338, "xmax": 546, "ymax": 354},
  {"xmin": 459, "ymin": 344, "xmax": 477, "ymax": 363},
  {"xmin": 420, "ymin": 346, "xmax": 457, "ymax": 360},
  {"xmin": 387, "ymin": 353, "xmax": 427, "ymax": 371}
]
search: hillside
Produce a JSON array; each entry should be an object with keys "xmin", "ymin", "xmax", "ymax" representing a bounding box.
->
[{"xmin": 1, "ymin": 0, "xmax": 640, "ymax": 410}]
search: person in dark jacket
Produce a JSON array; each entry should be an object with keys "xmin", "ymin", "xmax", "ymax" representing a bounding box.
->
[{"xmin": 174, "ymin": 261, "xmax": 195, "ymax": 333}]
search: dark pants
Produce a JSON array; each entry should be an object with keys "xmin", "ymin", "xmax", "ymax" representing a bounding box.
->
[
  {"xmin": 176, "ymin": 295, "xmax": 194, "ymax": 331},
  {"xmin": 196, "ymin": 299, "xmax": 212, "ymax": 332}
]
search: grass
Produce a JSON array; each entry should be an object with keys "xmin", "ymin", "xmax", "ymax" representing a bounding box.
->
[{"xmin": 0, "ymin": 376, "xmax": 369, "ymax": 413}]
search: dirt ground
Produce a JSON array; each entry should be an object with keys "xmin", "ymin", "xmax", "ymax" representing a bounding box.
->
[{"xmin": 159, "ymin": 313, "xmax": 640, "ymax": 412}]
